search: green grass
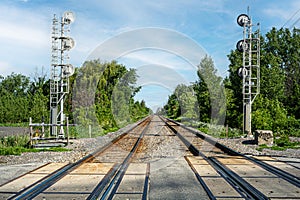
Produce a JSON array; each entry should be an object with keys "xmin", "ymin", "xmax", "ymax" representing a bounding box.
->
[
  {"xmin": 0, "ymin": 135, "xmax": 29, "ymax": 147},
  {"xmin": 0, "ymin": 135, "xmax": 70, "ymax": 155},
  {"xmin": 0, "ymin": 122, "xmax": 28, "ymax": 127},
  {"xmin": 191, "ymin": 122, "xmax": 243, "ymax": 138},
  {"xmin": 179, "ymin": 120, "xmax": 243, "ymax": 138},
  {"xmin": 103, "ymin": 127, "xmax": 119, "ymax": 134},
  {"xmin": 257, "ymin": 135, "xmax": 300, "ymax": 151},
  {"xmin": 0, "ymin": 146, "xmax": 70, "ymax": 156},
  {"xmin": 0, "ymin": 146, "xmax": 33, "ymax": 155},
  {"xmin": 257, "ymin": 143, "xmax": 300, "ymax": 151}
]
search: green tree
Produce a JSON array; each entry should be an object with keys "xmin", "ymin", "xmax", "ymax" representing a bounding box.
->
[
  {"xmin": 112, "ymin": 69, "xmax": 139, "ymax": 126},
  {"xmin": 0, "ymin": 73, "xmax": 30, "ymax": 96},
  {"xmin": 224, "ymin": 49, "xmax": 243, "ymax": 128},
  {"xmin": 72, "ymin": 60, "xmax": 150, "ymax": 134},
  {"xmin": 164, "ymin": 93, "xmax": 180, "ymax": 119},
  {"xmin": 194, "ymin": 55, "xmax": 225, "ymax": 124},
  {"xmin": 261, "ymin": 28, "xmax": 300, "ymax": 118},
  {"xmin": 29, "ymin": 88, "xmax": 48, "ymax": 122},
  {"xmin": 252, "ymin": 96, "xmax": 289, "ymax": 133},
  {"xmin": 72, "ymin": 60, "xmax": 107, "ymax": 132},
  {"xmin": 174, "ymin": 84, "xmax": 198, "ymax": 120},
  {"xmin": 226, "ymin": 27, "xmax": 300, "ymax": 133},
  {"xmin": 0, "ymin": 73, "xmax": 31, "ymax": 123}
]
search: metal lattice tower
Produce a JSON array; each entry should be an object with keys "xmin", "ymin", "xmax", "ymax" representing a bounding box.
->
[
  {"xmin": 50, "ymin": 12, "xmax": 75, "ymax": 138},
  {"xmin": 236, "ymin": 13, "xmax": 260, "ymax": 135}
]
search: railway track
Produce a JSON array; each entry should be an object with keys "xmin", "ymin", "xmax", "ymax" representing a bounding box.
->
[
  {"xmin": 0, "ymin": 115, "xmax": 299, "ymax": 199},
  {"xmin": 1, "ymin": 116, "xmax": 151, "ymax": 200},
  {"xmin": 165, "ymin": 118, "xmax": 300, "ymax": 185},
  {"xmin": 162, "ymin": 116, "xmax": 300, "ymax": 199}
]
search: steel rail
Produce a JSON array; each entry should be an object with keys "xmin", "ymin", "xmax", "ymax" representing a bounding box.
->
[
  {"xmin": 161, "ymin": 116, "xmax": 268, "ymax": 200},
  {"xmin": 282, "ymin": 160, "xmax": 300, "ymax": 170},
  {"xmin": 102, "ymin": 118, "xmax": 151, "ymax": 200},
  {"xmin": 0, "ymin": 163, "xmax": 50, "ymax": 188},
  {"xmin": 208, "ymin": 157, "xmax": 268, "ymax": 200},
  {"xmin": 165, "ymin": 116, "xmax": 300, "ymax": 188},
  {"xmin": 142, "ymin": 163, "xmax": 150, "ymax": 200},
  {"xmin": 87, "ymin": 117, "xmax": 151, "ymax": 200},
  {"xmin": 7, "ymin": 163, "xmax": 68, "ymax": 200},
  {"xmin": 246, "ymin": 156, "xmax": 300, "ymax": 188},
  {"xmin": 184, "ymin": 156, "xmax": 216, "ymax": 200},
  {"xmin": 12, "ymin": 116, "xmax": 150, "ymax": 200}
]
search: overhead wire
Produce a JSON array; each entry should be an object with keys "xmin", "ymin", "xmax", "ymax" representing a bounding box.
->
[
  {"xmin": 281, "ymin": 8, "xmax": 300, "ymax": 29},
  {"xmin": 289, "ymin": 17, "xmax": 300, "ymax": 29}
]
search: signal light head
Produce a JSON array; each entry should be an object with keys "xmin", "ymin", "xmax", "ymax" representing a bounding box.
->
[
  {"xmin": 62, "ymin": 37, "xmax": 75, "ymax": 51},
  {"xmin": 63, "ymin": 11, "xmax": 75, "ymax": 24},
  {"xmin": 236, "ymin": 39, "xmax": 249, "ymax": 52},
  {"xmin": 237, "ymin": 14, "xmax": 250, "ymax": 27}
]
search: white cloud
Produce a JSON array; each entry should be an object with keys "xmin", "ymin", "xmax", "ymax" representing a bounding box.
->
[
  {"xmin": 88, "ymin": 28, "xmax": 207, "ymax": 65},
  {"xmin": 0, "ymin": 61, "xmax": 15, "ymax": 76},
  {"xmin": 118, "ymin": 50, "xmax": 195, "ymax": 71},
  {"xmin": 0, "ymin": 5, "xmax": 49, "ymax": 48},
  {"xmin": 0, "ymin": 4, "xmax": 53, "ymax": 77},
  {"xmin": 135, "ymin": 64, "xmax": 188, "ymax": 89},
  {"xmin": 1, "ymin": 0, "xmax": 298, "ymax": 82},
  {"xmin": 0, "ymin": 21, "xmax": 48, "ymax": 47}
]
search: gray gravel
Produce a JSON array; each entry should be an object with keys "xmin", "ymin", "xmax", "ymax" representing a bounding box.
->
[
  {"xmin": 218, "ymin": 137, "xmax": 300, "ymax": 158},
  {"xmin": 0, "ymin": 121, "xmax": 138, "ymax": 166},
  {"xmin": 180, "ymin": 124, "xmax": 300, "ymax": 159}
]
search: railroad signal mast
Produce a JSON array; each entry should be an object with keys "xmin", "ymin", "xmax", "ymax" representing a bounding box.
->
[
  {"xmin": 236, "ymin": 12, "xmax": 260, "ymax": 136},
  {"xmin": 50, "ymin": 12, "xmax": 75, "ymax": 138}
]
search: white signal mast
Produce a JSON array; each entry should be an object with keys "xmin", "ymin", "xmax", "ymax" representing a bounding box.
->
[
  {"xmin": 236, "ymin": 12, "xmax": 260, "ymax": 136},
  {"xmin": 50, "ymin": 11, "xmax": 75, "ymax": 138}
]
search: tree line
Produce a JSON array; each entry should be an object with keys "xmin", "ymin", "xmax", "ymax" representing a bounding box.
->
[
  {"xmin": 0, "ymin": 73, "xmax": 49, "ymax": 123},
  {"xmin": 0, "ymin": 60, "xmax": 150, "ymax": 133},
  {"xmin": 162, "ymin": 27, "xmax": 300, "ymax": 136}
]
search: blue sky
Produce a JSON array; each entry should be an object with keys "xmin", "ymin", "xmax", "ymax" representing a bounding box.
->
[{"xmin": 1, "ymin": 0, "xmax": 300, "ymax": 111}]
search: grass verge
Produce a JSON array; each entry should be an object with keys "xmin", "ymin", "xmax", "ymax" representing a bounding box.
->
[
  {"xmin": 0, "ymin": 122, "xmax": 28, "ymax": 127},
  {"xmin": 0, "ymin": 135, "xmax": 70, "ymax": 156},
  {"xmin": 257, "ymin": 135, "xmax": 300, "ymax": 151}
]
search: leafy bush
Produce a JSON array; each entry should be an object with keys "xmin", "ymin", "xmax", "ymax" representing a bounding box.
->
[
  {"xmin": 184, "ymin": 121, "xmax": 243, "ymax": 138},
  {"xmin": 252, "ymin": 96, "xmax": 287, "ymax": 131},
  {"xmin": 275, "ymin": 135, "xmax": 290, "ymax": 147},
  {"xmin": 0, "ymin": 135, "xmax": 29, "ymax": 148}
]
